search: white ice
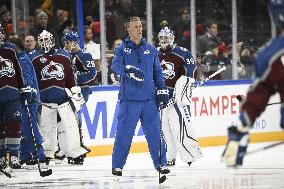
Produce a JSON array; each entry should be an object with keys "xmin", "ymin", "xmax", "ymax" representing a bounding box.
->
[{"xmin": 1, "ymin": 142, "xmax": 284, "ymax": 189}]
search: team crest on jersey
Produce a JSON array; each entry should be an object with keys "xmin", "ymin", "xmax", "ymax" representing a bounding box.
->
[
  {"xmin": 144, "ymin": 50, "xmax": 150, "ymax": 54},
  {"xmin": 0, "ymin": 56, "xmax": 15, "ymax": 78},
  {"xmin": 124, "ymin": 48, "xmax": 131, "ymax": 54},
  {"xmin": 40, "ymin": 57, "xmax": 47, "ymax": 63},
  {"xmin": 41, "ymin": 61, "xmax": 64, "ymax": 80},
  {"xmin": 161, "ymin": 59, "xmax": 175, "ymax": 79}
]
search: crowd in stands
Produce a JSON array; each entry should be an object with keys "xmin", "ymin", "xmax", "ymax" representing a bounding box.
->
[{"xmin": 0, "ymin": 0, "xmax": 271, "ymax": 84}]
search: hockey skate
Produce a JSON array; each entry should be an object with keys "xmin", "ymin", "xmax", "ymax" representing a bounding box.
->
[
  {"xmin": 167, "ymin": 158, "xmax": 176, "ymax": 166},
  {"xmin": 9, "ymin": 156, "xmax": 21, "ymax": 169},
  {"xmin": 54, "ymin": 149, "xmax": 66, "ymax": 164},
  {"xmin": 67, "ymin": 155, "xmax": 85, "ymax": 165},
  {"xmin": 0, "ymin": 156, "xmax": 6, "ymax": 170},
  {"xmin": 25, "ymin": 159, "xmax": 37, "ymax": 170}
]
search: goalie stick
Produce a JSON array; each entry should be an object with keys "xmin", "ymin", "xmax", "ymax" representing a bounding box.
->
[
  {"xmin": 165, "ymin": 66, "xmax": 227, "ymax": 108},
  {"xmin": 246, "ymin": 141, "xmax": 284, "ymax": 155},
  {"xmin": 24, "ymin": 100, "xmax": 52, "ymax": 177}
]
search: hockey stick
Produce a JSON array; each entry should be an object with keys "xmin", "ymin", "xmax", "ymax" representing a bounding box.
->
[
  {"xmin": 24, "ymin": 100, "xmax": 52, "ymax": 177},
  {"xmin": 236, "ymin": 95, "xmax": 282, "ymax": 106},
  {"xmin": 159, "ymin": 109, "xmax": 167, "ymax": 184},
  {"xmin": 165, "ymin": 66, "xmax": 227, "ymax": 108},
  {"xmin": 0, "ymin": 168, "xmax": 11, "ymax": 178},
  {"xmin": 246, "ymin": 141, "xmax": 284, "ymax": 155}
]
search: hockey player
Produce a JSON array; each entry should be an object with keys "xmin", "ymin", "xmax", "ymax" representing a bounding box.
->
[
  {"xmin": 61, "ymin": 31, "xmax": 96, "ymax": 164},
  {"xmin": 0, "ymin": 25, "xmax": 24, "ymax": 170},
  {"xmin": 28, "ymin": 30, "xmax": 89, "ymax": 165},
  {"xmin": 157, "ymin": 27, "xmax": 203, "ymax": 167},
  {"xmin": 111, "ymin": 17, "xmax": 170, "ymax": 177},
  {"xmin": 222, "ymin": 0, "xmax": 284, "ymax": 167},
  {"xmin": 19, "ymin": 44, "xmax": 48, "ymax": 169}
]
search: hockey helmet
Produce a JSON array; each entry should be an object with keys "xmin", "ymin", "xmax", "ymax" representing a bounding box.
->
[
  {"xmin": 62, "ymin": 31, "xmax": 80, "ymax": 42},
  {"xmin": 268, "ymin": 0, "xmax": 284, "ymax": 27},
  {"xmin": 0, "ymin": 24, "xmax": 6, "ymax": 45},
  {"xmin": 38, "ymin": 30, "xmax": 55, "ymax": 53},
  {"xmin": 158, "ymin": 27, "xmax": 174, "ymax": 49}
]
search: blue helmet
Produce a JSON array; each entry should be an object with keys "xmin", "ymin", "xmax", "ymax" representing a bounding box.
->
[
  {"xmin": 268, "ymin": 0, "xmax": 284, "ymax": 27},
  {"xmin": 62, "ymin": 31, "xmax": 80, "ymax": 42}
]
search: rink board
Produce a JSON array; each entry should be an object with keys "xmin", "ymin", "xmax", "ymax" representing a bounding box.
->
[{"xmin": 79, "ymin": 80, "xmax": 284, "ymax": 156}]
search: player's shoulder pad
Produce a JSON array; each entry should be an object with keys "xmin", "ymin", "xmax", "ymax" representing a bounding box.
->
[
  {"xmin": 76, "ymin": 49, "xmax": 93, "ymax": 61},
  {"xmin": 54, "ymin": 48, "xmax": 71, "ymax": 59},
  {"xmin": 28, "ymin": 49, "xmax": 43, "ymax": 61},
  {"xmin": 3, "ymin": 42, "xmax": 17, "ymax": 51}
]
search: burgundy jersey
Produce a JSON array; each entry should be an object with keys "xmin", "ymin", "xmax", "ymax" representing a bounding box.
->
[
  {"xmin": 158, "ymin": 45, "xmax": 196, "ymax": 89},
  {"xmin": 29, "ymin": 49, "xmax": 76, "ymax": 103},
  {"xmin": 0, "ymin": 43, "xmax": 24, "ymax": 101}
]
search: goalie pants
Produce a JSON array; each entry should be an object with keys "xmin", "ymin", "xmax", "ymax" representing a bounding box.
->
[
  {"xmin": 112, "ymin": 99, "xmax": 167, "ymax": 170},
  {"xmin": 0, "ymin": 99, "xmax": 22, "ymax": 157},
  {"xmin": 162, "ymin": 103, "xmax": 202, "ymax": 163},
  {"xmin": 20, "ymin": 103, "xmax": 46, "ymax": 161}
]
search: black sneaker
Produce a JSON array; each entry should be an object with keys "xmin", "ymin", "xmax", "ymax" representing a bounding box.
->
[
  {"xmin": 112, "ymin": 168, "xmax": 122, "ymax": 176},
  {"xmin": 167, "ymin": 158, "xmax": 176, "ymax": 166},
  {"xmin": 159, "ymin": 166, "xmax": 170, "ymax": 174}
]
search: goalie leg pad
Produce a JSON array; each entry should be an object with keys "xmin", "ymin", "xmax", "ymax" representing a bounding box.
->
[
  {"xmin": 176, "ymin": 104, "xmax": 203, "ymax": 163},
  {"xmin": 222, "ymin": 126, "xmax": 249, "ymax": 166},
  {"xmin": 161, "ymin": 107, "xmax": 178, "ymax": 162},
  {"xmin": 38, "ymin": 104, "xmax": 58, "ymax": 158},
  {"xmin": 57, "ymin": 102, "xmax": 89, "ymax": 158}
]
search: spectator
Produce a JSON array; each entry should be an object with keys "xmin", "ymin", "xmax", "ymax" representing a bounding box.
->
[
  {"xmin": 197, "ymin": 20, "xmax": 222, "ymax": 57},
  {"xmin": 31, "ymin": 10, "xmax": 60, "ymax": 49},
  {"xmin": 84, "ymin": 26, "xmax": 100, "ymax": 60}
]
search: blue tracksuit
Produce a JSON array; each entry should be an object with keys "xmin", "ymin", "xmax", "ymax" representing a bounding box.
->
[
  {"xmin": 19, "ymin": 51, "xmax": 46, "ymax": 162},
  {"xmin": 111, "ymin": 37, "xmax": 167, "ymax": 170}
]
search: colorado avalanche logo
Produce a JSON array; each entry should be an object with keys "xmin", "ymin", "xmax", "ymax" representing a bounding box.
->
[
  {"xmin": 0, "ymin": 56, "xmax": 15, "ymax": 78},
  {"xmin": 160, "ymin": 59, "xmax": 175, "ymax": 79},
  {"xmin": 41, "ymin": 61, "xmax": 64, "ymax": 80}
]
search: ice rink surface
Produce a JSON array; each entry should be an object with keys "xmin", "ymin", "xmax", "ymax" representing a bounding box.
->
[{"xmin": 0, "ymin": 142, "xmax": 284, "ymax": 189}]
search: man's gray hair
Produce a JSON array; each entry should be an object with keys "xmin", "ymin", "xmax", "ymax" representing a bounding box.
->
[{"xmin": 126, "ymin": 17, "xmax": 141, "ymax": 28}]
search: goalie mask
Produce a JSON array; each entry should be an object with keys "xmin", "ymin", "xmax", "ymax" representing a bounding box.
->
[
  {"xmin": 268, "ymin": 0, "xmax": 284, "ymax": 27},
  {"xmin": 62, "ymin": 31, "xmax": 80, "ymax": 52},
  {"xmin": 0, "ymin": 24, "xmax": 6, "ymax": 46},
  {"xmin": 158, "ymin": 27, "xmax": 174, "ymax": 49},
  {"xmin": 38, "ymin": 30, "xmax": 55, "ymax": 54}
]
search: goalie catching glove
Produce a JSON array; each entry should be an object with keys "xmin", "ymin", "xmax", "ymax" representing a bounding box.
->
[
  {"xmin": 124, "ymin": 65, "xmax": 144, "ymax": 82},
  {"xmin": 65, "ymin": 86, "xmax": 85, "ymax": 112},
  {"xmin": 157, "ymin": 87, "xmax": 169, "ymax": 109}
]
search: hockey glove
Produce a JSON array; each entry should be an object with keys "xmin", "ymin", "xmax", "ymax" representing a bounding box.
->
[
  {"xmin": 222, "ymin": 126, "xmax": 249, "ymax": 167},
  {"xmin": 124, "ymin": 65, "xmax": 144, "ymax": 82},
  {"xmin": 65, "ymin": 87, "xmax": 85, "ymax": 112},
  {"xmin": 20, "ymin": 86, "xmax": 37, "ymax": 103},
  {"xmin": 157, "ymin": 88, "xmax": 169, "ymax": 109}
]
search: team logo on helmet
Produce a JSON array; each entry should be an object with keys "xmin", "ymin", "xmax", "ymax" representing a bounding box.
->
[
  {"xmin": 0, "ymin": 56, "xmax": 15, "ymax": 78},
  {"xmin": 161, "ymin": 59, "xmax": 175, "ymax": 79},
  {"xmin": 41, "ymin": 61, "xmax": 64, "ymax": 80}
]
